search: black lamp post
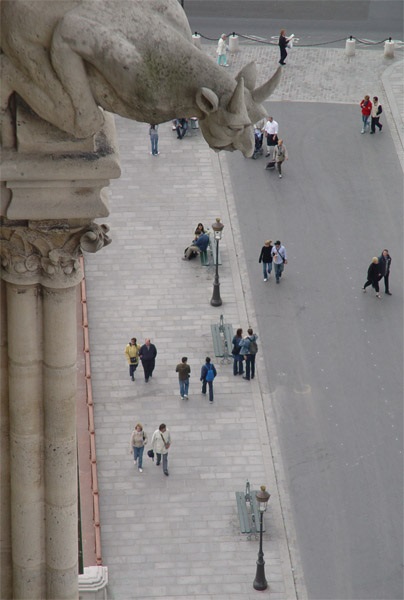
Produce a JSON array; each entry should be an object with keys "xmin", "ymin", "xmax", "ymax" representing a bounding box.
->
[
  {"xmin": 253, "ymin": 485, "xmax": 271, "ymax": 591},
  {"xmin": 210, "ymin": 217, "xmax": 224, "ymax": 307}
]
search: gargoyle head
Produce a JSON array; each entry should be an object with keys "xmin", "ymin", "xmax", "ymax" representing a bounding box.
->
[{"xmin": 196, "ymin": 63, "xmax": 281, "ymax": 157}]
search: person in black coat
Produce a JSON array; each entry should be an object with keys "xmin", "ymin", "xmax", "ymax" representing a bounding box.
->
[
  {"xmin": 362, "ymin": 257, "xmax": 382, "ymax": 298},
  {"xmin": 378, "ymin": 249, "xmax": 392, "ymax": 295},
  {"xmin": 258, "ymin": 240, "xmax": 273, "ymax": 281},
  {"xmin": 139, "ymin": 338, "xmax": 157, "ymax": 382},
  {"xmin": 278, "ymin": 29, "xmax": 291, "ymax": 65}
]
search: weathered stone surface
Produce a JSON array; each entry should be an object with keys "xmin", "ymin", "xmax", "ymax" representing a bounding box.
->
[{"xmin": 1, "ymin": 0, "xmax": 281, "ymax": 157}]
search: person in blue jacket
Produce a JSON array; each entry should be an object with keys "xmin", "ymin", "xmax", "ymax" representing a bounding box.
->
[
  {"xmin": 200, "ymin": 357, "xmax": 217, "ymax": 403},
  {"xmin": 183, "ymin": 232, "xmax": 210, "ymax": 260}
]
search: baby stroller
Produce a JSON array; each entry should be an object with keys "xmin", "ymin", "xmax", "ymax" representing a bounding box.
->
[{"xmin": 252, "ymin": 128, "xmax": 264, "ymax": 159}]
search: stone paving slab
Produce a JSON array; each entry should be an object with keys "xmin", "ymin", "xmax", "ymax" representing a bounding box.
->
[{"xmin": 83, "ymin": 45, "xmax": 403, "ymax": 600}]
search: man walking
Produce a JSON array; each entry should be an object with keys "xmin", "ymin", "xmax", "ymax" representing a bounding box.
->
[
  {"xmin": 151, "ymin": 423, "xmax": 171, "ymax": 476},
  {"xmin": 139, "ymin": 338, "xmax": 157, "ymax": 382},
  {"xmin": 124, "ymin": 337, "xmax": 141, "ymax": 381},
  {"xmin": 271, "ymin": 241, "xmax": 288, "ymax": 283},
  {"xmin": 200, "ymin": 357, "xmax": 217, "ymax": 403},
  {"xmin": 378, "ymin": 249, "xmax": 392, "ymax": 295},
  {"xmin": 240, "ymin": 328, "xmax": 258, "ymax": 381},
  {"xmin": 176, "ymin": 356, "xmax": 191, "ymax": 399},
  {"xmin": 263, "ymin": 116, "xmax": 279, "ymax": 158}
]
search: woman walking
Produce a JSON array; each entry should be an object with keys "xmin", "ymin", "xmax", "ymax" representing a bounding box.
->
[
  {"xmin": 278, "ymin": 29, "xmax": 291, "ymax": 65},
  {"xmin": 362, "ymin": 257, "xmax": 382, "ymax": 298},
  {"xmin": 360, "ymin": 96, "xmax": 372, "ymax": 134},
  {"xmin": 274, "ymin": 139, "xmax": 288, "ymax": 178},
  {"xmin": 129, "ymin": 423, "xmax": 148, "ymax": 473},
  {"xmin": 259, "ymin": 240, "xmax": 273, "ymax": 281},
  {"xmin": 149, "ymin": 124, "xmax": 159, "ymax": 155}
]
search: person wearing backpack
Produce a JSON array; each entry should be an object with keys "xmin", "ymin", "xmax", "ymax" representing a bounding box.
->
[
  {"xmin": 200, "ymin": 357, "xmax": 217, "ymax": 403},
  {"xmin": 240, "ymin": 328, "xmax": 258, "ymax": 381}
]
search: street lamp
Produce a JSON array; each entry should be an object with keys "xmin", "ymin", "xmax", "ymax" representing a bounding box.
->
[
  {"xmin": 253, "ymin": 485, "xmax": 271, "ymax": 591},
  {"xmin": 210, "ymin": 217, "xmax": 224, "ymax": 307}
]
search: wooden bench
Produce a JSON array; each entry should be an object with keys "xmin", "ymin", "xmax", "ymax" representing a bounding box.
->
[
  {"xmin": 235, "ymin": 481, "xmax": 265, "ymax": 539},
  {"xmin": 211, "ymin": 315, "xmax": 233, "ymax": 360}
]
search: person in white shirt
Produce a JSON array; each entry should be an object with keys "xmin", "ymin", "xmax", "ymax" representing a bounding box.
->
[
  {"xmin": 263, "ymin": 116, "xmax": 279, "ymax": 158},
  {"xmin": 216, "ymin": 34, "xmax": 228, "ymax": 66},
  {"xmin": 271, "ymin": 241, "xmax": 288, "ymax": 283}
]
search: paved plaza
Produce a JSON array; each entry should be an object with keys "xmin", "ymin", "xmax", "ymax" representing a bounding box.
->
[{"xmin": 83, "ymin": 43, "xmax": 403, "ymax": 600}]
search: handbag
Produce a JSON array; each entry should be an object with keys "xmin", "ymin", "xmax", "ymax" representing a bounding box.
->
[{"xmin": 147, "ymin": 449, "xmax": 154, "ymax": 459}]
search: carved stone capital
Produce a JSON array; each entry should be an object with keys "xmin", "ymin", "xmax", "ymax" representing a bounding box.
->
[{"xmin": 0, "ymin": 220, "xmax": 111, "ymax": 288}]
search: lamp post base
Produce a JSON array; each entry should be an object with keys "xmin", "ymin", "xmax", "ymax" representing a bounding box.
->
[
  {"xmin": 253, "ymin": 561, "xmax": 268, "ymax": 591},
  {"xmin": 210, "ymin": 284, "xmax": 222, "ymax": 306}
]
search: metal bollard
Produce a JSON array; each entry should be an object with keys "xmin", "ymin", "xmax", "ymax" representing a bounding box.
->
[
  {"xmin": 192, "ymin": 32, "xmax": 202, "ymax": 50},
  {"xmin": 229, "ymin": 32, "xmax": 239, "ymax": 53},
  {"xmin": 345, "ymin": 36, "xmax": 355, "ymax": 56},
  {"xmin": 384, "ymin": 38, "xmax": 395, "ymax": 58}
]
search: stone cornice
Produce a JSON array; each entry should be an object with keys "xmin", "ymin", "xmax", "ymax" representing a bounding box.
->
[{"xmin": 0, "ymin": 220, "xmax": 111, "ymax": 288}]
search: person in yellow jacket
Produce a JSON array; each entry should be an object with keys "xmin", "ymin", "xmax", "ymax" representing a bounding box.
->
[{"xmin": 125, "ymin": 337, "xmax": 141, "ymax": 381}]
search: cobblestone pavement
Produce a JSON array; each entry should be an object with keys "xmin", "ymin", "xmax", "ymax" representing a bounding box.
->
[{"xmin": 83, "ymin": 45, "xmax": 403, "ymax": 600}]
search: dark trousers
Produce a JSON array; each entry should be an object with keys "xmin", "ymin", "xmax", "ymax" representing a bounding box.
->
[
  {"xmin": 279, "ymin": 47, "xmax": 287, "ymax": 64},
  {"xmin": 202, "ymin": 379, "xmax": 214, "ymax": 401},
  {"xmin": 364, "ymin": 279, "xmax": 380, "ymax": 293},
  {"xmin": 129, "ymin": 363, "xmax": 138, "ymax": 380},
  {"xmin": 383, "ymin": 273, "xmax": 390, "ymax": 293},
  {"xmin": 371, "ymin": 116, "xmax": 382, "ymax": 133},
  {"xmin": 245, "ymin": 355, "xmax": 256, "ymax": 379},
  {"xmin": 142, "ymin": 359, "xmax": 155, "ymax": 381},
  {"xmin": 156, "ymin": 453, "xmax": 168, "ymax": 473},
  {"xmin": 233, "ymin": 355, "xmax": 244, "ymax": 375}
]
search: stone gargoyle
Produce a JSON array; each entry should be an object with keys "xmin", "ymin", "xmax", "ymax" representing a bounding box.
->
[{"xmin": 1, "ymin": 0, "xmax": 281, "ymax": 157}]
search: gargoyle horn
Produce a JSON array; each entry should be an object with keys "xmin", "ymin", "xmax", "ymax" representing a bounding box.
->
[
  {"xmin": 252, "ymin": 67, "xmax": 282, "ymax": 104},
  {"xmin": 235, "ymin": 61, "xmax": 257, "ymax": 91},
  {"xmin": 228, "ymin": 77, "xmax": 247, "ymax": 115}
]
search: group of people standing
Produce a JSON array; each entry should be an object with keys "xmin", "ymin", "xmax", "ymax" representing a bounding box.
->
[
  {"xmin": 363, "ymin": 250, "xmax": 392, "ymax": 298},
  {"xmin": 231, "ymin": 328, "xmax": 259, "ymax": 380},
  {"xmin": 360, "ymin": 95, "xmax": 383, "ymax": 134},
  {"xmin": 259, "ymin": 240, "xmax": 288, "ymax": 283},
  {"xmin": 254, "ymin": 115, "xmax": 288, "ymax": 178},
  {"xmin": 125, "ymin": 337, "xmax": 158, "ymax": 382}
]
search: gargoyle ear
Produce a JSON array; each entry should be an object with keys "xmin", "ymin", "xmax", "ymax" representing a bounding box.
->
[
  {"xmin": 236, "ymin": 61, "xmax": 257, "ymax": 91},
  {"xmin": 196, "ymin": 87, "xmax": 219, "ymax": 115}
]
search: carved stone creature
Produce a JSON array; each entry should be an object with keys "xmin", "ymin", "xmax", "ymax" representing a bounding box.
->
[{"xmin": 1, "ymin": 0, "xmax": 281, "ymax": 156}]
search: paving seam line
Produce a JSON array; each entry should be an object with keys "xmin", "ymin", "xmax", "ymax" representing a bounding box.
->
[{"xmin": 214, "ymin": 149, "xmax": 306, "ymax": 600}]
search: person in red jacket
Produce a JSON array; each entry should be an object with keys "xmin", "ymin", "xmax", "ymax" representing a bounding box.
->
[{"xmin": 360, "ymin": 95, "xmax": 372, "ymax": 134}]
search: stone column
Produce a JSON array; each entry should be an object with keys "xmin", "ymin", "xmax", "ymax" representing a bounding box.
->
[{"xmin": 0, "ymin": 100, "xmax": 120, "ymax": 599}]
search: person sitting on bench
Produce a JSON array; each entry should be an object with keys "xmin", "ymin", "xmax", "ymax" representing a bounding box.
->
[{"xmin": 183, "ymin": 232, "xmax": 210, "ymax": 260}]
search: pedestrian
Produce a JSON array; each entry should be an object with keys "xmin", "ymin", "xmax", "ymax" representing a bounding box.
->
[
  {"xmin": 362, "ymin": 257, "xmax": 382, "ymax": 298},
  {"xmin": 259, "ymin": 240, "xmax": 273, "ymax": 281},
  {"xmin": 240, "ymin": 328, "xmax": 258, "ymax": 381},
  {"xmin": 176, "ymin": 356, "xmax": 191, "ymax": 399},
  {"xmin": 231, "ymin": 328, "xmax": 244, "ymax": 376},
  {"xmin": 200, "ymin": 356, "xmax": 217, "ymax": 403},
  {"xmin": 149, "ymin": 124, "xmax": 159, "ymax": 155},
  {"xmin": 175, "ymin": 118, "xmax": 188, "ymax": 139},
  {"xmin": 263, "ymin": 117, "xmax": 279, "ymax": 158},
  {"xmin": 151, "ymin": 423, "xmax": 171, "ymax": 476},
  {"xmin": 216, "ymin": 34, "xmax": 228, "ymax": 67},
  {"xmin": 378, "ymin": 249, "xmax": 392, "ymax": 295},
  {"xmin": 182, "ymin": 231, "xmax": 210, "ymax": 260},
  {"xmin": 125, "ymin": 337, "xmax": 141, "ymax": 381},
  {"xmin": 278, "ymin": 29, "xmax": 292, "ymax": 65},
  {"xmin": 271, "ymin": 241, "xmax": 288, "ymax": 283},
  {"xmin": 274, "ymin": 138, "xmax": 288, "ymax": 178},
  {"xmin": 194, "ymin": 222, "xmax": 206, "ymax": 236},
  {"xmin": 370, "ymin": 97, "xmax": 383, "ymax": 134},
  {"xmin": 129, "ymin": 423, "xmax": 148, "ymax": 473},
  {"xmin": 360, "ymin": 95, "xmax": 372, "ymax": 133},
  {"xmin": 139, "ymin": 338, "xmax": 157, "ymax": 382}
]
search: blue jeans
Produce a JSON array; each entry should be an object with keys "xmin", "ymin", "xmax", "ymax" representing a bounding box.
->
[
  {"xmin": 151, "ymin": 136, "xmax": 158, "ymax": 155},
  {"xmin": 202, "ymin": 379, "xmax": 214, "ymax": 401},
  {"xmin": 233, "ymin": 354, "xmax": 244, "ymax": 375},
  {"xmin": 262, "ymin": 262, "xmax": 272, "ymax": 279},
  {"xmin": 133, "ymin": 446, "xmax": 144, "ymax": 469},
  {"xmin": 179, "ymin": 378, "xmax": 189, "ymax": 397},
  {"xmin": 274, "ymin": 262, "xmax": 284, "ymax": 281},
  {"xmin": 361, "ymin": 115, "xmax": 369, "ymax": 131}
]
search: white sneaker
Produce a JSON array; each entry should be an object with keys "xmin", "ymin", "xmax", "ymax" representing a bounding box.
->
[
  {"xmin": 180, "ymin": 396, "xmax": 184, "ymax": 400},
  {"xmin": 361, "ymin": 129, "xmax": 365, "ymax": 134},
  {"xmin": 279, "ymin": 174, "xmax": 282, "ymax": 178},
  {"xmin": 138, "ymin": 468, "xmax": 143, "ymax": 473},
  {"xmin": 264, "ymin": 278, "xmax": 267, "ymax": 282},
  {"xmin": 184, "ymin": 394, "xmax": 188, "ymax": 399},
  {"xmin": 134, "ymin": 459, "xmax": 137, "ymax": 464}
]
